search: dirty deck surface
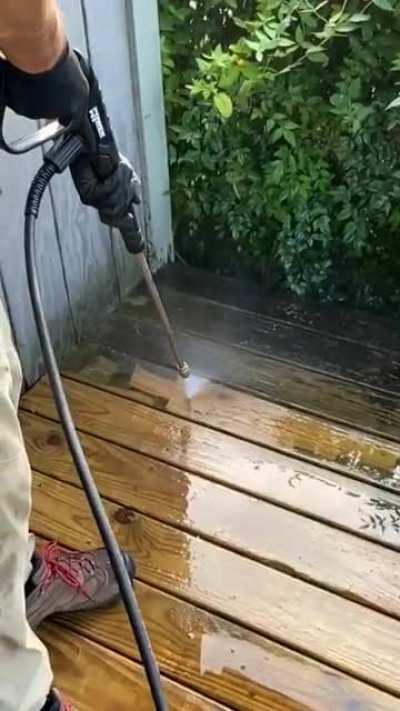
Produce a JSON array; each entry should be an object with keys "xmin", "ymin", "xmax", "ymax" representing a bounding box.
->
[{"xmin": 21, "ymin": 264, "xmax": 400, "ymax": 710}]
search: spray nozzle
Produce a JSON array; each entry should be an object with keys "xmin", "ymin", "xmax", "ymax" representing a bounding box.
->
[{"xmin": 179, "ymin": 361, "xmax": 191, "ymax": 379}]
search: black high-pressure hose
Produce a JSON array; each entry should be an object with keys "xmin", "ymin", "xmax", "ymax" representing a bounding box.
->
[{"xmin": 25, "ymin": 135, "xmax": 168, "ymax": 711}]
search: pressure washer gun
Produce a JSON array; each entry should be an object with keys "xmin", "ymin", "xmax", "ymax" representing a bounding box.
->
[
  {"xmin": 0, "ymin": 48, "xmax": 191, "ymax": 711},
  {"xmin": 0, "ymin": 49, "xmax": 189, "ymax": 378}
]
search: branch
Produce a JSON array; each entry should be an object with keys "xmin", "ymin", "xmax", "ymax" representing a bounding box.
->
[{"xmin": 276, "ymin": 0, "xmax": 367, "ymax": 78}]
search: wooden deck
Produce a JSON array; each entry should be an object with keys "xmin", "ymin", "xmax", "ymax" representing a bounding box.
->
[{"xmin": 21, "ymin": 264, "xmax": 400, "ymax": 710}]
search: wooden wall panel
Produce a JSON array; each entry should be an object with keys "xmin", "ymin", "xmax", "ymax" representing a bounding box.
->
[
  {"xmin": 82, "ymin": 0, "xmax": 143, "ymax": 297},
  {"xmin": 0, "ymin": 113, "xmax": 74, "ymax": 383}
]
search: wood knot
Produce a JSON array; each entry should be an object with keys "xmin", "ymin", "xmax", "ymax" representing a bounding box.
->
[
  {"xmin": 47, "ymin": 432, "xmax": 63, "ymax": 447},
  {"xmin": 114, "ymin": 507, "xmax": 136, "ymax": 525}
]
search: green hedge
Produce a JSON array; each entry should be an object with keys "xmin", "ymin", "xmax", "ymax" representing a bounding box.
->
[{"xmin": 160, "ymin": 0, "xmax": 400, "ymax": 308}]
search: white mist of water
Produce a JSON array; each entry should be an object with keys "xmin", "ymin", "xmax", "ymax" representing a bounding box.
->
[{"xmin": 181, "ymin": 373, "xmax": 208, "ymax": 401}]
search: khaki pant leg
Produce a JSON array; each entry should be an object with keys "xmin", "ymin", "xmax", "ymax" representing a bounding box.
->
[{"xmin": 0, "ymin": 302, "xmax": 52, "ymax": 711}]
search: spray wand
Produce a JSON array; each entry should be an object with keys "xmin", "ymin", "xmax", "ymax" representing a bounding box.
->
[{"xmin": 0, "ymin": 50, "xmax": 190, "ymax": 710}]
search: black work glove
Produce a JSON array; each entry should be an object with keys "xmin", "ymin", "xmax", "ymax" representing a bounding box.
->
[
  {"xmin": 0, "ymin": 44, "xmax": 89, "ymax": 126},
  {"xmin": 71, "ymin": 153, "xmax": 141, "ymax": 229},
  {"xmin": 69, "ymin": 50, "xmax": 144, "ymax": 253}
]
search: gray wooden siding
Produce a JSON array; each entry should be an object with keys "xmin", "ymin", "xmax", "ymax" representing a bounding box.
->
[{"xmin": 0, "ymin": 0, "xmax": 172, "ymax": 384}]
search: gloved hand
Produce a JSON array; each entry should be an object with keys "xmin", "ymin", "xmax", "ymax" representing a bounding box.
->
[
  {"xmin": 71, "ymin": 153, "xmax": 141, "ymax": 228},
  {"xmin": 0, "ymin": 44, "xmax": 89, "ymax": 126},
  {"xmin": 1, "ymin": 41, "xmax": 143, "ymax": 252}
]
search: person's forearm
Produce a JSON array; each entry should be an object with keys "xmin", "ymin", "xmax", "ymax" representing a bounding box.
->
[{"xmin": 0, "ymin": 0, "xmax": 66, "ymax": 73}]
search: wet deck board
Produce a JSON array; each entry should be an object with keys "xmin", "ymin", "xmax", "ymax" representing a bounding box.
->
[
  {"xmin": 122, "ymin": 286, "xmax": 400, "ymax": 394},
  {"xmin": 88, "ymin": 315, "xmax": 400, "ymax": 444},
  {"xmin": 22, "ymin": 376, "xmax": 400, "ymax": 506},
  {"xmin": 50, "ymin": 583, "xmax": 400, "ymax": 711},
  {"xmin": 30, "ymin": 470, "xmax": 400, "ymax": 697},
  {"xmin": 25, "ymin": 269, "xmax": 400, "ymax": 709},
  {"xmin": 42, "ymin": 624, "xmax": 227, "ymax": 711},
  {"xmin": 62, "ymin": 348, "xmax": 400, "ymax": 491},
  {"xmin": 23, "ymin": 415, "xmax": 400, "ymax": 599},
  {"xmin": 157, "ymin": 264, "xmax": 400, "ymax": 354}
]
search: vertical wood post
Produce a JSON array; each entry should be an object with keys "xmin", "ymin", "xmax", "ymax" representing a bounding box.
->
[{"xmin": 126, "ymin": 0, "xmax": 173, "ymax": 267}]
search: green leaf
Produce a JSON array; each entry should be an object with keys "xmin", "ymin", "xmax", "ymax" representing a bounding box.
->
[
  {"xmin": 244, "ymin": 39, "xmax": 259, "ymax": 51},
  {"xmin": 251, "ymin": 108, "xmax": 264, "ymax": 120},
  {"xmin": 336, "ymin": 24, "xmax": 359, "ymax": 33},
  {"xmin": 283, "ymin": 129, "xmax": 296, "ymax": 148},
  {"xmin": 271, "ymin": 127, "xmax": 283, "ymax": 144},
  {"xmin": 349, "ymin": 78, "xmax": 361, "ymax": 99},
  {"xmin": 349, "ymin": 13, "xmax": 370, "ymax": 22},
  {"xmin": 330, "ymin": 9, "xmax": 344, "ymax": 23},
  {"xmin": 278, "ymin": 38, "xmax": 295, "ymax": 47},
  {"xmin": 270, "ymin": 160, "xmax": 284, "ymax": 184},
  {"xmin": 295, "ymin": 25, "xmax": 304, "ymax": 44},
  {"xmin": 387, "ymin": 96, "xmax": 400, "ymax": 110},
  {"xmin": 219, "ymin": 65, "xmax": 240, "ymax": 89},
  {"xmin": 307, "ymin": 51, "xmax": 328, "ymax": 65},
  {"xmin": 284, "ymin": 121, "xmax": 299, "ymax": 130},
  {"xmin": 306, "ymin": 45, "xmax": 324, "ymax": 53},
  {"xmin": 213, "ymin": 92, "xmax": 233, "ymax": 118},
  {"xmin": 372, "ymin": 0, "xmax": 393, "ymax": 10},
  {"xmin": 240, "ymin": 63, "xmax": 260, "ymax": 80}
]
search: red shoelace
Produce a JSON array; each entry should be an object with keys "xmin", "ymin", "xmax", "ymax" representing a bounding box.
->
[
  {"xmin": 60, "ymin": 698, "xmax": 73, "ymax": 711},
  {"xmin": 39, "ymin": 542, "xmax": 95, "ymax": 600}
]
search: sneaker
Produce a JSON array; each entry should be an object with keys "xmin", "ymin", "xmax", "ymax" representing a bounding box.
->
[
  {"xmin": 41, "ymin": 688, "xmax": 74, "ymax": 710},
  {"xmin": 27, "ymin": 541, "xmax": 135, "ymax": 629}
]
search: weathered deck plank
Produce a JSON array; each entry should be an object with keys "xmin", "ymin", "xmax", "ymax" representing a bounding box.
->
[
  {"xmin": 157, "ymin": 264, "xmax": 400, "ymax": 354},
  {"xmin": 120, "ymin": 286, "xmax": 400, "ymax": 394},
  {"xmin": 85, "ymin": 315, "xmax": 400, "ymax": 445}
]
